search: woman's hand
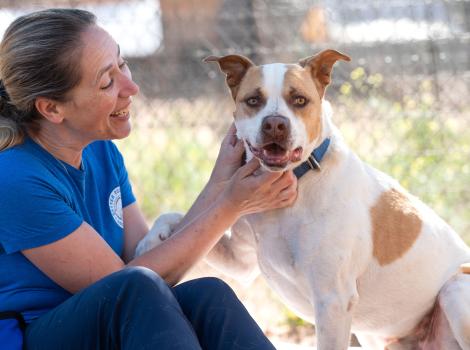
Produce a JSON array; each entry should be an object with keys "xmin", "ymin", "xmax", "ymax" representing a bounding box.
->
[
  {"xmin": 209, "ymin": 123, "xmax": 246, "ymax": 185},
  {"xmin": 220, "ymin": 157, "xmax": 298, "ymax": 217}
]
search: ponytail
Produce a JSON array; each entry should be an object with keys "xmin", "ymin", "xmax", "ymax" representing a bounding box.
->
[
  {"xmin": 0, "ymin": 82, "xmax": 24, "ymax": 151},
  {"xmin": 0, "ymin": 115, "xmax": 24, "ymax": 151}
]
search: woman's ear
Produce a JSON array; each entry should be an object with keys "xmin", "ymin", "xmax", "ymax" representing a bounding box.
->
[{"xmin": 34, "ymin": 97, "xmax": 65, "ymax": 124}]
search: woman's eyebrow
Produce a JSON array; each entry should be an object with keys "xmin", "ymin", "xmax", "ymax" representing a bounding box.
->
[{"xmin": 94, "ymin": 44, "xmax": 121, "ymax": 86}]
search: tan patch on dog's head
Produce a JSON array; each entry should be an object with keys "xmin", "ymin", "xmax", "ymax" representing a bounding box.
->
[
  {"xmin": 234, "ymin": 66, "xmax": 266, "ymax": 119},
  {"xmin": 371, "ymin": 189, "xmax": 422, "ymax": 266},
  {"xmin": 283, "ymin": 65, "xmax": 323, "ymax": 143}
]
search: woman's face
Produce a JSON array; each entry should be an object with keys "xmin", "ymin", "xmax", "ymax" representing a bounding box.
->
[{"xmin": 59, "ymin": 25, "xmax": 139, "ymax": 143}]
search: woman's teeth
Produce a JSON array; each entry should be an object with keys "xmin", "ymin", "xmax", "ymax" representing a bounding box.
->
[{"xmin": 110, "ymin": 109, "xmax": 129, "ymax": 117}]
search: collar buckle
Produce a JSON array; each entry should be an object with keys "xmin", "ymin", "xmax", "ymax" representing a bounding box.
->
[{"xmin": 306, "ymin": 154, "xmax": 321, "ymax": 171}]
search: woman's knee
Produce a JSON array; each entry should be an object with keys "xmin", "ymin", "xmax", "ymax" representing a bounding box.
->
[
  {"xmin": 102, "ymin": 267, "xmax": 174, "ymax": 303},
  {"xmin": 114, "ymin": 266, "xmax": 164, "ymax": 286},
  {"xmin": 193, "ymin": 277, "xmax": 234, "ymax": 295},
  {"xmin": 176, "ymin": 277, "xmax": 239, "ymax": 307}
]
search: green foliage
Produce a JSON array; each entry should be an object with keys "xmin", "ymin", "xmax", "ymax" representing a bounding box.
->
[
  {"xmin": 116, "ymin": 124, "xmax": 218, "ymax": 219},
  {"xmin": 283, "ymin": 307, "xmax": 311, "ymax": 328}
]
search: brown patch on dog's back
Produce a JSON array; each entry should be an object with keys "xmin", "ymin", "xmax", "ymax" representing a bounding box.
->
[
  {"xmin": 371, "ymin": 189, "xmax": 422, "ymax": 266},
  {"xmin": 283, "ymin": 66, "xmax": 322, "ymax": 143},
  {"xmin": 234, "ymin": 66, "xmax": 265, "ymax": 119}
]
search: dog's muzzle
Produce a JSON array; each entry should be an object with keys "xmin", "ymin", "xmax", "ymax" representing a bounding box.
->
[{"xmin": 247, "ymin": 115, "xmax": 303, "ymax": 171}]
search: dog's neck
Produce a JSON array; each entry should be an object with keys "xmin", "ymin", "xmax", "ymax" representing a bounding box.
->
[
  {"xmin": 294, "ymin": 101, "xmax": 347, "ymax": 176},
  {"xmin": 293, "ymin": 138, "xmax": 331, "ymax": 178}
]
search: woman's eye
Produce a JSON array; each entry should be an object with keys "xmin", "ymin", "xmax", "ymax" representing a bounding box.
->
[
  {"xmin": 100, "ymin": 60, "xmax": 128, "ymax": 89},
  {"xmin": 293, "ymin": 96, "xmax": 307, "ymax": 107},
  {"xmin": 119, "ymin": 59, "xmax": 128, "ymax": 70},
  {"xmin": 101, "ymin": 79, "xmax": 113, "ymax": 90},
  {"xmin": 246, "ymin": 97, "xmax": 259, "ymax": 106}
]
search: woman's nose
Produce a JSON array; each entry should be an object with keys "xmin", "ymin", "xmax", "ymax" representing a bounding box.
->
[{"xmin": 119, "ymin": 73, "xmax": 140, "ymax": 98}]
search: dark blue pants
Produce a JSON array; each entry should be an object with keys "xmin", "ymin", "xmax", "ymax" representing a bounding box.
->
[{"xmin": 24, "ymin": 267, "xmax": 275, "ymax": 350}]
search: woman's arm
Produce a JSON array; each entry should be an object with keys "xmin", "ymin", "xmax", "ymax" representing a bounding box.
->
[
  {"xmin": 23, "ymin": 154, "xmax": 296, "ymax": 292},
  {"xmin": 23, "ymin": 192, "xmax": 237, "ymax": 292},
  {"xmin": 121, "ymin": 125, "xmax": 243, "ymax": 263},
  {"xmin": 176, "ymin": 124, "xmax": 246, "ymax": 229}
]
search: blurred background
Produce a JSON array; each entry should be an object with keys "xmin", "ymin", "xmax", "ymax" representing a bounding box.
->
[{"xmin": 1, "ymin": 0, "xmax": 469, "ymax": 346}]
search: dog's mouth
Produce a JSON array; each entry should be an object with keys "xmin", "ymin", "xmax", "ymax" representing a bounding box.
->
[{"xmin": 247, "ymin": 141, "xmax": 303, "ymax": 170}]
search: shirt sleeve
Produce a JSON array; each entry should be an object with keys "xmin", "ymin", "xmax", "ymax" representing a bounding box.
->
[
  {"xmin": 0, "ymin": 173, "xmax": 83, "ymax": 254},
  {"xmin": 108, "ymin": 142, "xmax": 136, "ymax": 208}
]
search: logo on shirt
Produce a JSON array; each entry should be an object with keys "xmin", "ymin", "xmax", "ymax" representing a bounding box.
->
[{"xmin": 109, "ymin": 186, "xmax": 123, "ymax": 228}]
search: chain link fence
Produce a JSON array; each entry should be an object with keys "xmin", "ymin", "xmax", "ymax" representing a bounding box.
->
[{"xmin": 1, "ymin": 0, "xmax": 469, "ymax": 345}]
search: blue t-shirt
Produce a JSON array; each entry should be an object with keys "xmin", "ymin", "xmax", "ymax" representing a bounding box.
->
[{"xmin": 0, "ymin": 137, "xmax": 136, "ymax": 322}]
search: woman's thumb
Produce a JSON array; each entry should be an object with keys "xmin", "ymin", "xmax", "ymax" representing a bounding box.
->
[
  {"xmin": 233, "ymin": 137, "xmax": 246, "ymax": 156},
  {"xmin": 237, "ymin": 156, "xmax": 260, "ymax": 177}
]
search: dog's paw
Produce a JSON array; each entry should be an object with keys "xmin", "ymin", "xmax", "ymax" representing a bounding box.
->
[{"xmin": 134, "ymin": 212, "xmax": 184, "ymax": 257}]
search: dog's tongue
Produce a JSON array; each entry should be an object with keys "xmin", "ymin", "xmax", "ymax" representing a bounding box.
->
[
  {"xmin": 261, "ymin": 144, "xmax": 303, "ymax": 163},
  {"xmin": 262, "ymin": 149, "xmax": 289, "ymax": 165},
  {"xmin": 261, "ymin": 146, "xmax": 303, "ymax": 167}
]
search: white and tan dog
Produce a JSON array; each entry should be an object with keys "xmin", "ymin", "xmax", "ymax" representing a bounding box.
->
[{"xmin": 136, "ymin": 50, "xmax": 470, "ymax": 349}]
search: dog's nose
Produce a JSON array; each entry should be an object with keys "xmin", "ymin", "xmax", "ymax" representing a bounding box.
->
[{"xmin": 262, "ymin": 115, "xmax": 290, "ymax": 141}]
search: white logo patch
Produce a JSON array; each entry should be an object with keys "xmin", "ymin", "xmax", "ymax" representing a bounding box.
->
[{"xmin": 109, "ymin": 186, "xmax": 123, "ymax": 228}]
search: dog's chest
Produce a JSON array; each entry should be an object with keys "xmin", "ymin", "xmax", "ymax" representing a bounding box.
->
[
  {"xmin": 255, "ymin": 216, "xmax": 300, "ymax": 280},
  {"xmin": 246, "ymin": 207, "xmax": 322, "ymax": 318},
  {"xmin": 247, "ymin": 173, "xmax": 352, "ymax": 280},
  {"xmin": 250, "ymin": 207, "xmax": 307, "ymax": 271}
]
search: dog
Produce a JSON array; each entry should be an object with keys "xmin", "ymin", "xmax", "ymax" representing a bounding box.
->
[{"xmin": 135, "ymin": 50, "xmax": 470, "ymax": 349}]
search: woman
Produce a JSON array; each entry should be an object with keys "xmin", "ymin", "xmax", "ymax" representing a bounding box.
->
[{"xmin": 0, "ymin": 8, "xmax": 297, "ymax": 350}]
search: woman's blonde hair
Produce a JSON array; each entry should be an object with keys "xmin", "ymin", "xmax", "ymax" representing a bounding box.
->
[{"xmin": 0, "ymin": 8, "xmax": 96, "ymax": 151}]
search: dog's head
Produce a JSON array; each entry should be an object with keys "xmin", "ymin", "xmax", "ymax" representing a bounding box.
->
[{"xmin": 205, "ymin": 50, "xmax": 350, "ymax": 172}]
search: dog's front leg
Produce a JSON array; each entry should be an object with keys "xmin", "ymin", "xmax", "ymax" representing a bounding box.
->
[
  {"xmin": 205, "ymin": 217, "xmax": 260, "ymax": 285},
  {"xmin": 310, "ymin": 274, "xmax": 358, "ymax": 350},
  {"xmin": 314, "ymin": 295, "xmax": 353, "ymax": 350},
  {"xmin": 134, "ymin": 212, "xmax": 184, "ymax": 257}
]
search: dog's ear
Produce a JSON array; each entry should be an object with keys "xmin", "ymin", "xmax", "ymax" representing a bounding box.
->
[
  {"xmin": 204, "ymin": 55, "xmax": 254, "ymax": 100},
  {"xmin": 299, "ymin": 49, "xmax": 350, "ymax": 99}
]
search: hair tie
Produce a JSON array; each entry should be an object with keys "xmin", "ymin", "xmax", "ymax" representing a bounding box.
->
[{"xmin": 0, "ymin": 80, "xmax": 10, "ymax": 101}]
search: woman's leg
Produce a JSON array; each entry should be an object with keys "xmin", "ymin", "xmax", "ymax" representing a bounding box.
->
[
  {"xmin": 173, "ymin": 277, "xmax": 276, "ymax": 350},
  {"xmin": 25, "ymin": 267, "xmax": 202, "ymax": 350}
]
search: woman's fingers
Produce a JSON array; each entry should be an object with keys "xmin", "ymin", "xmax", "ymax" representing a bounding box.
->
[
  {"xmin": 278, "ymin": 184, "xmax": 298, "ymax": 206},
  {"xmin": 222, "ymin": 124, "xmax": 245, "ymax": 159},
  {"xmin": 227, "ymin": 123, "xmax": 238, "ymax": 146},
  {"xmin": 221, "ymin": 123, "xmax": 238, "ymax": 147},
  {"xmin": 273, "ymin": 170, "xmax": 296, "ymax": 185},
  {"xmin": 279, "ymin": 181, "xmax": 297, "ymax": 200},
  {"xmin": 232, "ymin": 136, "xmax": 246, "ymax": 156},
  {"xmin": 268, "ymin": 171, "xmax": 297, "ymax": 208},
  {"xmin": 237, "ymin": 157, "xmax": 262, "ymax": 178},
  {"xmin": 224, "ymin": 160, "xmax": 299, "ymax": 216}
]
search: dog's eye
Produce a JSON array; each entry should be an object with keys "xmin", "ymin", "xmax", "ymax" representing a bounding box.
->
[
  {"xmin": 246, "ymin": 97, "xmax": 260, "ymax": 107},
  {"xmin": 293, "ymin": 96, "xmax": 308, "ymax": 107}
]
